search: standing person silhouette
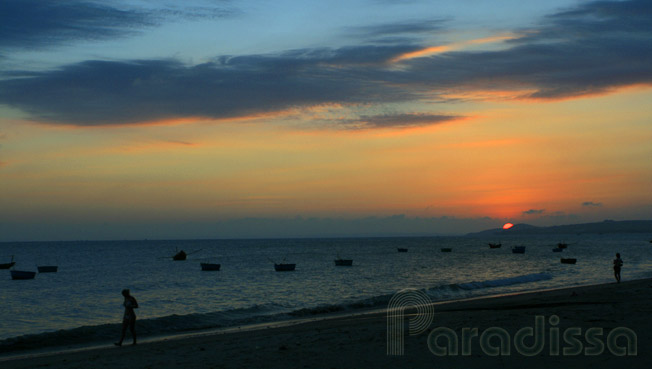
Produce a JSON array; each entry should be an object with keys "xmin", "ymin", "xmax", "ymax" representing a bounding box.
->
[
  {"xmin": 115, "ymin": 289, "xmax": 138, "ymax": 346},
  {"xmin": 613, "ymin": 253, "xmax": 623, "ymax": 283}
]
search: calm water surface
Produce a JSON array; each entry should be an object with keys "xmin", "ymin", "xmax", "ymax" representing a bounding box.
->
[{"xmin": 1, "ymin": 234, "xmax": 650, "ymax": 342}]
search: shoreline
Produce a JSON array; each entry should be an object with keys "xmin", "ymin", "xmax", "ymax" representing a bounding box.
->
[
  {"xmin": 0, "ymin": 276, "xmax": 612, "ymax": 357},
  {"xmin": 3, "ymin": 278, "xmax": 651, "ymax": 368}
]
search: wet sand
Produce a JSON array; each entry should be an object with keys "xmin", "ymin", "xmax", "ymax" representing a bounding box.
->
[{"xmin": 2, "ymin": 278, "xmax": 651, "ymax": 368}]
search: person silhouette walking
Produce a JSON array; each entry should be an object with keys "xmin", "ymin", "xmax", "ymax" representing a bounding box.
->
[
  {"xmin": 613, "ymin": 253, "xmax": 623, "ymax": 283},
  {"xmin": 115, "ymin": 289, "xmax": 138, "ymax": 346}
]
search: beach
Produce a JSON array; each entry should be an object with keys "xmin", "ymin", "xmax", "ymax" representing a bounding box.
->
[{"xmin": 3, "ymin": 278, "xmax": 650, "ymax": 369}]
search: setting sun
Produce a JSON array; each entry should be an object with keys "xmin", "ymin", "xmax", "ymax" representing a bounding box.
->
[{"xmin": 503, "ymin": 223, "xmax": 514, "ymax": 230}]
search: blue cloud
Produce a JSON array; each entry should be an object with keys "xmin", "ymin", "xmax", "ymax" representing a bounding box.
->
[
  {"xmin": 0, "ymin": 46, "xmax": 421, "ymax": 126},
  {"xmin": 0, "ymin": 0, "xmax": 649, "ymax": 126},
  {"xmin": 0, "ymin": 0, "xmax": 235, "ymax": 50},
  {"xmin": 0, "ymin": 0, "xmax": 153, "ymax": 49}
]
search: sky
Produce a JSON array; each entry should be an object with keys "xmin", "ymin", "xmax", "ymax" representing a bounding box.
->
[{"xmin": 0, "ymin": 0, "xmax": 650, "ymax": 241}]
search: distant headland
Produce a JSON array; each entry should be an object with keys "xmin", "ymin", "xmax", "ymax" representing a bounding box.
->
[{"xmin": 467, "ymin": 220, "xmax": 652, "ymax": 236}]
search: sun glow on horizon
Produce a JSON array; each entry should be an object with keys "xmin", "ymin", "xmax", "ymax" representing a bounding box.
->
[{"xmin": 503, "ymin": 223, "xmax": 514, "ymax": 230}]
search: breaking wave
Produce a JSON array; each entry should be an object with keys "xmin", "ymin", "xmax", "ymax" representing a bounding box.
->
[{"xmin": 0, "ymin": 272, "xmax": 553, "ymax": 353}]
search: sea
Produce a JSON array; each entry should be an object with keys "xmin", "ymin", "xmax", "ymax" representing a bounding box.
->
[{"xmin": 1, "ymin": 233, "xmax": 651, "ymax": 352}]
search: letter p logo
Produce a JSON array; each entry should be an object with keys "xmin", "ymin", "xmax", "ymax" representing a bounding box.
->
[{"xmin": 387, "ymin": 288, "xmax": 434, "ymax": 356}]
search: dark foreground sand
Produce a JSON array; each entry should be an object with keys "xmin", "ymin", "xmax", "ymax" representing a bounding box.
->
[{"xmin": 2, "ymin": 278, "xmax": 651, "ymax": 368}]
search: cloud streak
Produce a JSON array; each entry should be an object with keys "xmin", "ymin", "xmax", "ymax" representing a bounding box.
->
[
  {"xmin": 0, "ymin": 0, "xmax": 650, "ymax": 127},
  {"xmin": 0, "ymin": 0, "xmax": 153, "ymax": 49},
  {"xmin": 523, "ymin": 209, "xmax": 546, "ymax": 215},
  {"xmin": 347, "ymin": 19, "xmax": 447, "ymax": 44},
  {"xmin": 0, "ymin": 50, "xmax": 416, "ymax": 126},
  {"xmin": 0, "ymin": 0, "xmax": 235, "ymax": 50},
  {"xmin": 345, "ymin": 113, "xmax": 462, "ymax": 129}
]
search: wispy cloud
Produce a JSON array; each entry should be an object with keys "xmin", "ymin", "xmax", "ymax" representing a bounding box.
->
[
  {"xmin": 0, "ymin": 49, "xmax": 417, "ymax": 126},
  {"xmin": 390, "ymin": 34, "xmax": 518, "ymax": 63},
  {"xmin": 0, "ymin": 0, "xmax": 649, "ymax": 126},
  {"xmin": 0, "ymin": 0, "xmax": 153, "ymax": 49},
  {"xmin": 0, "ymin": 0, "xmax": 235, "ymax": 50},
  {"xmin": 344, "ymin": 113, "xmax": 462, "ymax": 129},
  {"xmin": 523, "ymin": 209, "xmax": 545, "ymax": 215},
  {"xmin": 113, "ymin": 139, "xmax": 201, "ymax": 153},
  {"xmin": 347, "ymin": 19, "xmax": 446, "ymax": 43},
  {"xmin": 165, "ymin": 140, "xmax": 196, "ymax": 146},
  {"xmin": 582, "ymin": 201, "xmax": 603, "ymax": 207}
]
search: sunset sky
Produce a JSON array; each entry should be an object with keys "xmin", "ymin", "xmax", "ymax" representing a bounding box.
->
[{"xmin": 1, "ymin": 0, "xmax": 650, "ymax": 241}]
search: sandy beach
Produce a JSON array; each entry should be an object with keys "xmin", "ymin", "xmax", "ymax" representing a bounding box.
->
[{"xmin": 2, "ymin": 278, "xmax": 651, "ymax": 369}]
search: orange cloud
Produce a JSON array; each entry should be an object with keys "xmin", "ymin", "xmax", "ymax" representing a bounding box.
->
[
  {"xmin": 520, "ymin": 83, "xmax": 652, "ymax": 103},
  {"xmin": 391, "ymin": 33, "xmax": 519, "ymax": 63},
  {"xmin": 391, "ymin": 45, "xmax": 452, "ymax": 63},
  {"xmin": 206, "ymin": 109, "xmax": 298, "ymax": 124},
  {"xmin": 25, "ymin": 116, "xmax": 205, "ymax": 130},
  {"xmin": 440, "ymin": 88, "xmax": 538, "ymax": 101},
  {"xmin": 440, "ymin": 82, "xmax": 652, "ymax": 103},
  {"xmin": 112, "ymin": 139, "xmax": 202, "ymax": 154},
  {"xmin": 26, "ymin": 109, "xmax": 299, "ymax": 130}
]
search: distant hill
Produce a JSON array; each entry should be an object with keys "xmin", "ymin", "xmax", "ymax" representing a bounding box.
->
[{"xmin": 467, "ymin": 220, "xmax": 652, "ymax": 236}]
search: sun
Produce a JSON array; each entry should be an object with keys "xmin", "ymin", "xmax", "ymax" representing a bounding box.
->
[{"xmin": 503, "ymin": 223, "xmax": 514, "ymax": 230}]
